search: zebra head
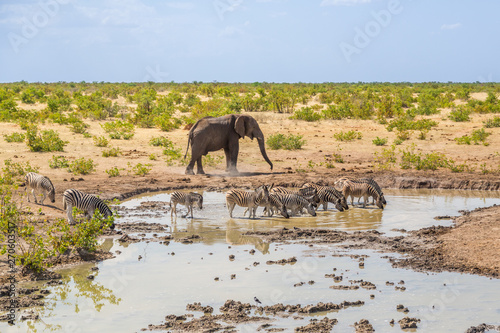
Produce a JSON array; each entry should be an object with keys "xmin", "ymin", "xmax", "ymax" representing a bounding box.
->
[
  {"xmin": 334, "ymin": 199, "xmax": 344, "ymax": 212},
  {"xmin": 191, "ymin": 192, "xmax": 203, "ymax": 209},
  {"xmin": 278, "ymin": 203, "xmax": 289, "ymax": 219},
  {"xmin": 375, "ymin": 197, "xmax": 384, "ymax": 209},
  {"xmin": 305, "ymin": 203, "xmax": 316, "ymax": 217}
]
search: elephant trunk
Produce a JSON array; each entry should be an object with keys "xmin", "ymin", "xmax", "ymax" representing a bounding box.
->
[{"xmin": 257, "ymin": 136, "xmax": 273, "ymax": 171}]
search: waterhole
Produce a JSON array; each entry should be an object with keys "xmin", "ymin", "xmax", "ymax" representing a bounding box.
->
[{"xmin": 2, "ymin": 189, "xmax": 499, "ymax": 332}]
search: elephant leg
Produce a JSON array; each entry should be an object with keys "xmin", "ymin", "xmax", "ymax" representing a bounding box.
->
[
  {"xmin": 224, "ymin": 148, "xmax": 231, "ymax": 172},
  {"xmin": 227, "ymin": 141, "xmax": 239, "ymax": 174},
  {"xmin": 185, "ymin": 158, "xmax": 196, "ymax": 175},
  {"xmin": 196, "ymin": 156, "xmax": 205, "ymax": 174}
]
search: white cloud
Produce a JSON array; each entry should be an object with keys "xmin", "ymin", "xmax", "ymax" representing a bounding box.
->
[
  {"xmin": 166, "ymin": 2, "xmax": 194, "ymax": 10},
  {"xmin": 441, "ymin": 23, "xmax": 461, "ymax": 30},
  {"xmin": 218, "ymin": 25, "xmax": 243, "ymax": 38},
  {"xmin": 320, "ymin": 0, "xmax": 371, "ymax": 6}
]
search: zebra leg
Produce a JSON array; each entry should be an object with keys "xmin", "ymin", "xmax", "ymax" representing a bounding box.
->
[
  {"xmin": 362, "ymin": 194, "xmax": 368, "ymax": 208},
  {"xmin": 172, "ymin": 203, "xmax": 177, "ymax": 217},
  {"xmin": 243, "ymin": 208, "xmax": 249, "ymax": 216},
  {"xmin": 32, "ymin": 189, "xmax": 38, "ymax": 204},
  {"xmin": 189, "ymin": 204, "xmax": 193, "ymax": 218},
  {"xmin": 323, "ymin": 202, "xmax": 328, "ymax": 211},
  {"xmin": 66, "ymin": 203, "xmax": 75, "ymax": 224},
  {"xmin": 25, "ymin": 186, "xmax": 30, "ymax": 202},
  {"xmin": 41, "ymin": 191, "xmax": 46, "ymax": 205},
  {"xmin": 227, "ymin": 202, "xmax": 235, "ymax": 218}
]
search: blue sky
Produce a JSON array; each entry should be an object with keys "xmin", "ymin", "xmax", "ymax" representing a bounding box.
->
[{"xmin": 1, "ymin": 0, "xmax": 498, "ymax": 83}]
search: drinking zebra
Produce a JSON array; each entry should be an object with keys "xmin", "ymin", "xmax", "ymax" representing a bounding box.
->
[
  {"xmin": 335, "ymin": 177, "xmax": 386, "ymax": 206},
  {"xmin": 336, "ymin": 179, "xmax": 384, "ymax": 209},
  {"xmin": 269, "ymin": 186, "xmax": 320, "ymax": 207},
  {"xmin": 63, "ymin": 189, "xmax": 113, "ymax": 225},
  {"xmin": 226, "ymin": 185, "xmax": 269, "ymax": 218},
  {"xmin": 169, "ymin": 191, "xmax": 203, "ymax": 218},
  {"xmin": 24, "ymin": 172, "xmax": 55, "ymax": 205},
  {"xmin": 302, "ymin": 182, "xmax": 348, "ymax": 211},
  {"xmin": 271, "ymin": 193, "xmax": 317, "ymax": 217}
]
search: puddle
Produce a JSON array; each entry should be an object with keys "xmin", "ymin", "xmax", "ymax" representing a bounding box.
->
[{"xmin": 2, "ymin": 190, "xmax": 499, "ymax": 332}]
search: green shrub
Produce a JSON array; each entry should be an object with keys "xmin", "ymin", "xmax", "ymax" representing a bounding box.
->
[
  {"xmin": 149, "ymin": 154, "xmax": 157, "ymax": 161},
  {"xmin": 334, "ymin": 130, "xmax": 362, "ymax": 142},
  {"xmin": 484, "ymin": 116, "xmax": 500, "ymax": 128},
  {"xmin": 399, "ymin": 144, "xmax": 448, "ymax": 170},
  {"xmin": 68, "ymin": 158, "xmax": 96, "ymax": 175},
  {"xmin": 49, "ymin": 155, "xmax": 69, "ymax": 169},
  {"xmin": 3, "ymin": 132, "xmax": 25, "ymax": 143},
  {"xmin": 372, "ymin": 137, "xmax": 388, "ymax": 146},
  {"xmin": 26, "ymin": 127, "xmax": 68, "ymax": 152},
  {"xmin": 455, "ymin": 129, "xmax": 491, "ymax": 145},
  {"xmin": 68, "ymin": 119, "xmax": 90, "ymax": 134},
  {"xmin": 102, "ymin": 147, "xmax": 121, "ymax": 157},
  {"xmin": 322, "ymin": 102, "xmax": 352, "ymax": 120},
  {"xmin": 155, "ymin": 113, "xmax": 182, "ymax": 132},
  {"xmin": 386, "ymin": 117, "xmax": 438, "ymax": 132},
  {"xmin": 128, "ymin": 162, "xmax": 152, "ymax": 176},
  {"xmin": 373, "ymin": 145, "xmax": 397, "ymax": 170},
  {"xmin": 149, "ymin": 136, "xmax": 173, "ymax": 147},
  {"xmin": 93, "ymin": 135, "xmax": 109, "ymax": 147},
  {"xmin": 266, "ymin": 133, "xmax": 305, "ymax": 150},
  {"xmin": 448, "ymin": 106, "xmax": 471, "ymax": 122},
  {"xmin": 105, "ymin": 167, "xmax": 122, "ymax": 177},
  {"xmin": 101, "ymin": 120, "xmax": 135, "ymax": 140},
  {"xmin": 203, "ymin": 154, "xmax": 223, "ymax": 167},
  {"xmin": 290, "ymin": 107, "xmax": 321, "ymax": 122}
]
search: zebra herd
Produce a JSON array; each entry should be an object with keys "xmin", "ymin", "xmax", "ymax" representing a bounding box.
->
[
  {"xmin": 24, "ymin": 171, "xmax": 386, "ymax": 223},
  {"xmin": 24, "ymin": 172, "xmax": 113, "ymax": 225},
  {"xmin": 223, "ymin": 178, "xmax": 386, "ymax": 219}
]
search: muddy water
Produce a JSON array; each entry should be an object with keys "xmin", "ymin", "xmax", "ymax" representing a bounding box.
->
[{"xmin": 3, "ymin": 190, "xmax": 500, "ymax": 332}]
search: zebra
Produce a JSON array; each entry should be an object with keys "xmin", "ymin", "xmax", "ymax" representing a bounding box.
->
[
  {"xmin": 24, "ymin": 172, "xmax": 55, "ymax": 205},
  {"xmin": 169, "ymin": 191, "xmax": 203, "ymax": 218},
  {"xmin": 302, "ymin": 183, "xmax": 348, "ymax": 211},
  {"xmin": 338, "ymin": 180, "xmax": 384, "ymax": 209},
  {"xmin": 334, "ymin": 177, "xmax": 386, "ymax": 206},
  {"xmin": 63, "ymin": 189, "xmax": 113, "ymax": 225},
  {"xmin": 272, "ymin": 193, "xmax": 317, "ymax": 217},
  {"xmin": 269, "ymin": 186, "xmax": 320, "ymax": 207},
  {"xmin": 226, "ymin": 185, "xmax": 269, "ymax": 219},
  {"xmin": 261, "ymin": 193, "xmax": 290, "ymax": 218}
]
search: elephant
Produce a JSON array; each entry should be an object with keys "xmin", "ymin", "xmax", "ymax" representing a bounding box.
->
[{"xmin": 184, "ymin": 114, "xmax": 273, "ymax": 175}]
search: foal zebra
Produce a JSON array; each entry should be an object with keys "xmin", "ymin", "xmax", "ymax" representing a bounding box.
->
[
  {"xmin": 169, "ymin": 191, "xmax": 203, "ymax": 218},
  {"xmin": 226, "ymin": 185, "xmax": 269, "ymax": 219},
  {"xmin": 302, "ymin": 183, "xmax": 347, "ymax": 211},
  {"xmin": 24, "ymin": 172, "xmax": 55, "ymax": 205},
  {"xmin": 63, "ymin": 189, "xmax": 113, "ymax": 225},
  {"xmin": 337, "ymin": 179, "xmax": 384, "ymax": 209},
  {"xmin": 272, "ymin": 193, "xmax": 317, "ymax": 217}
]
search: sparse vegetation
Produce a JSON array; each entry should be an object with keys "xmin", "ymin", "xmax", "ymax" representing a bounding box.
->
[
  {"xmin": 93, "ymin": 135, "xmax": 109, "ymax": 147},
  {"xmin": 68, "ymin": 158, "xmax": 96, "ymax": 175},
  {"xmin": 49, "ymin": 155, "xmax": 69, "ymax": 169},
  {"xmin": 372, "ymin": 137, "xmax": 388, "ymax": 146},
  {"xmin": 266, "ymin": 133, "xmax": 306, "ymax": 150},
  {"xmin": 102, "ymin": 120, "xmax": 135, "ymax": 140},
  {"xmin": 26, "ymin": 127, "xmax": 68, "ymax": 152},
  {"xmin": 455, "ymin": 129, "xmax": 491, "ymax": 146},
  {"xmin": 128, "ymin": 162, "xmax": 152, "ymax": 176},
  {"xmin": 3, "ymin": 132, "xmax": 25, "ymax": 143},
  {"xmin": 102, "ymin": 147, "xmax": 121, "ymax": 157},
  {"xmin": 334, "ymin": 130, "xmax": 362, "ymax": 142}
]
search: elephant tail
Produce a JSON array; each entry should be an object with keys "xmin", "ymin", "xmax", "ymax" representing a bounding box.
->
[{"xmin": 184, "ymin": 133, "xmax": 191, "ymax": 159}]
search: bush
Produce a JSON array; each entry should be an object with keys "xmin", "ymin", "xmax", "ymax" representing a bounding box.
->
[
  {"xmin": 49, "ymin": 155, "xmax": 69, "ymax": 169},
  {"xmin": 105, "ymin": 166, "xmax": 122, "ymax": 177},
  {"xmin": 101, "ymin": 120, "xmax": 135, "ymax": 140},
  {"xmin": 26, "ymin": 127, "xmax": 68, "ymax": 152},
  {"xmin": 68, "ymin": 158, "xmax": 96, "ymax": 175},
  {"xmin": 128, "ymin": 162, "xmax": 152, "ymax": 176},
  {"xmin": 484, "ymin": 116, "xmax": 500, "ymax": 128},
  {"xmin": 455, "ymin": 129, "xmax": 491, "ymax": 145},
  {"xmin": 334, "ymin": 130, "xmax": 362, "ymax": 142},
  {"xmin": 149, "ymin": 136, "xmax": 172, "ymax": 147},
  {"xmin": 373, "ymin": 145, "xmax": 397, "ymax": 170},
  {"xmin": 266, "ymin": 133, "xmax": 305, "ymax": 150},
  {"xmin": 68, "ymin": 119, "xmax": 90, "ymax": 134},
  {"xmin": 290, "ymin": 107, "xmax": 321, "ymax": 122},
  {"xmin": 102, "ymin": 147, "xmax": 121, "ymax": 157},
  {"xmin": 448, "ymin": 106, "xmax": 471, "ymax": 122},
  {"xmin": 3, "ymin": 132, "xmax": 25, "ymax": 143},
  {"xmin": 2, "ymin": 159, "xmax": 39, "ymax": 183},
  {"xmin": 372, "ymin": 137, "xmax": 388, "ymax": 146},
  {"xmin": 93, "ymin": 135, "xmax": 109, "ymax": 147}
]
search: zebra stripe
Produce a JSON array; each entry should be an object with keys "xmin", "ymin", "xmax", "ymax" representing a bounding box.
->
[
  {"xmin": 169, "ymin": 191, "xmax": 203, "ymax": 218},
  {"xmin": 263, "ymin": 193, "xmax": 290, "ymax": 218},
  {"xmin": 24, "ymin": 172, "xmax": 55, "ymax": 205},
  {"xmin": 272, "ymin": 193, "xmax": 316, "ymax": 217},
  {"xmin": 63, "ymin": 189, "xmax": 113, "ymax": 224},
  {"xmin": 302, "ymin": 183, "xmax": 348, "ymax": 211},
  {"xmin": 340, "ymin": 180, "xmax": 383, "ymax": 209},
  {"xmin": 226, "ymin": 186, "xmax": 269, "ymax": 218}
]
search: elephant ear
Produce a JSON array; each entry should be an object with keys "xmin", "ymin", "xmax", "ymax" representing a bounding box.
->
[{"xmin": 234, "ymin": 115, "xmax": 247, "ymax": 139}]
